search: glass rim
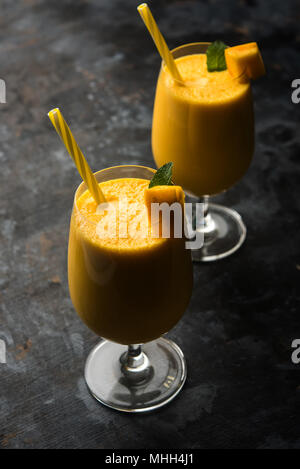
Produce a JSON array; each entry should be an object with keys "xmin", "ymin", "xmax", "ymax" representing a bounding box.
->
[
  {"xmin": 161, "ymin": 41, "xmax": 249, "ymax": 86},
  {"xmin": 73, "ymin": 164, "xmax": 156, "ymax": 227}
]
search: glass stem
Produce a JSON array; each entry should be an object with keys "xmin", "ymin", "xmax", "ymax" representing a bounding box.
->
[
  {"xmin": 198, "ymin": 196, "xmax": 218, "ymax": 241},
  {"xmin": 120, "ymin": 344, "xmax": 151, "ymax": 385},
  {"xmin": 199, "ymin": 195, "xmax": 209, "ymax": 222},
  {"xmin": 125, "ymin": 344, "xmax": 144, "ymax": 369}
]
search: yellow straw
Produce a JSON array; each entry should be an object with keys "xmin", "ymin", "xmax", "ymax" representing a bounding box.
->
[
  {"xmin": 137, "ymin": 3, "xmax": 183, "ymax": 82},
  {"xmin": 48, "ymin": 108, "xmax": 106, "ymax": 205}
]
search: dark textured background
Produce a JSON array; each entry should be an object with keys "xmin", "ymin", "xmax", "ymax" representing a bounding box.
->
[{"xmin": 0, "ymin": 0, "xmax": 299, "ymax": 449}]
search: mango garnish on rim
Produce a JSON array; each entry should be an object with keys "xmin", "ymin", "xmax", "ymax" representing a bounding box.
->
[
  {"xmin": 144, "ymin": 184, "xmax": 185, "ymax": 239},
  {"xmin": 225, "ymin": 42, "xmax": 265, "ymax": 80},
  {"xmin": 144, "ymin": 163, "xmax": 185, "ymax": 238},
  {"xmin": 144, "ymin": 185, "xmax": 185, "ymax": 214},
  {"xmin": 145, "ymin": 163, "xmax": 184, "ymax": 213}
]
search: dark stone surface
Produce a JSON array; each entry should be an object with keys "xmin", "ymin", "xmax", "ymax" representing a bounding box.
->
[{"xmin": 0, "ymin": 0, "xmax": 300, "ymax": 449}]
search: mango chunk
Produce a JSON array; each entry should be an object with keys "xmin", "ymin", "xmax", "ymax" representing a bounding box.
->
[
  {"xmin": 225, "ymin": 42, "xmax": 265, "ymax": 80},
  {"xmin": 144, "ymin": 185, "xmax": 185, "ymax": 210},
  {"xmin": 144, "ymin": 185, "xmax": 185, "ymax": 238}
]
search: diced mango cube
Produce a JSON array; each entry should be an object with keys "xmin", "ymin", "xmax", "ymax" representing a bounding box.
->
[
  {"xmin": 144, "ymin": 185, "xmax": 185, "ymax": 211},
  {"xmin": 144, "ymin": 185, "xmax": 185, "ymax": 238},
  {"xmin": 225, "ymin": 42, "xmax": 265, "ymax": 80}
]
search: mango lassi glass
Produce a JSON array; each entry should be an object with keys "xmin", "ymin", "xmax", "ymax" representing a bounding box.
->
[
  {"xmin": 152, "ymin": 43, "xmax": 255, "ymax": 261},
  {"xmin": 68, "ymin": 165, "xmax": 193, "ymax": 412}
]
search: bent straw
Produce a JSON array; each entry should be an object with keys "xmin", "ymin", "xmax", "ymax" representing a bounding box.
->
[
  {"xmin": 48, "ymin": 108, "xmax": 106, "ymax": 204},
  {"xmin": 137, "ymin": 3, "xmax": 183, "ymax": 82}
]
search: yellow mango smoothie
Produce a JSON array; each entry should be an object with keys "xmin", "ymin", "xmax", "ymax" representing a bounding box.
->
[
  {"xmin": 49, "ymin": 106, "xmax": 193, "ymax": 410},
  {"xmin": 68, "ymin": 172, "xmax": 193, "ymax": 345},
  {"xmin": 152, "ymin": 49, "xmax": 254, "ymax": 196}
]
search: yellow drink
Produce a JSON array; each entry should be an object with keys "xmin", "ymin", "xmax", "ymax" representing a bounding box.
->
[
  {"xmin": 68, "ymin": 169, "xmax": 192, "ymax": 345},
  {"xmin": 152, "ymin": 45, "xmax": 254, "ymax": 196}
]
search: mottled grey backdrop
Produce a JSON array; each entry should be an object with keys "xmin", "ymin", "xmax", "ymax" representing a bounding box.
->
[{"xmin": 0, "ymin": 0, "xmax": 300, "ymax": 449}]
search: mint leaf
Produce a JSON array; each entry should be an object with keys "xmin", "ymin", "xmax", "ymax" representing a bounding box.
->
[
  {"xmin": 206, "ymin": 40, "xmax": 228, "ymax": 72},
  {"xmin": 149, "ymin": 162, "xmax": 173, "ymax": 188}
]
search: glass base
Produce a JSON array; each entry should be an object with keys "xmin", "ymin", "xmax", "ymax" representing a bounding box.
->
[
  {"xmin": 192, "ymin": 203, "xmax": 246, "ymax": 262},
  {"xmin": 84, "ymin": 337, "xmax": 187, "ymax": 413}
]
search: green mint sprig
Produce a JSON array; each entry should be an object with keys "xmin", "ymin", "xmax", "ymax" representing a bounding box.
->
[
  {"xmin": 206, "ymin": 40, "xmax": 228, "ymax": 72},
  {"xmin": 148, "ymin": 162, "xmax": 173, "ymax": 188}
]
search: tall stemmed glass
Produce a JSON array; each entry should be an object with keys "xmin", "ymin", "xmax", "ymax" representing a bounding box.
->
[
  {"xmin": 68, "ymin": 165, "xmax": 193, "ymax": 412},
  {"xmin": 152, "ymin": 42, "xmax": 254, "ymax": 261}
]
